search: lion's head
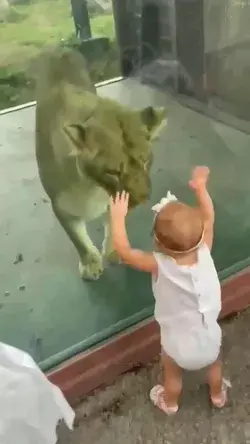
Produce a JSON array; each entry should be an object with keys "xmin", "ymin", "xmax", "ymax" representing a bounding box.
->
[{"xmin": 65, "ymin": 96, "xmax": 167, "ymax": 207}]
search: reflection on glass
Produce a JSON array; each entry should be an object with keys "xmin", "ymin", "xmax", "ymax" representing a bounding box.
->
[
  {"xmin": 0, "ymin": 0, "xmax": 119, "ymax": 111},
  {"xmin": 131, "ymin": 0, "xmax": 250, "ymax": 131},
  {"xmin": 204, "ymin": 0, "xmax": 250, "ymax": 121}
]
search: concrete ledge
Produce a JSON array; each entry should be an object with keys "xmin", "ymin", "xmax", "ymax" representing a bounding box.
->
[
  {"xmin": 48, "ymin": 268, "xmax": 250, "ymax": 406},
  {"xmin": 221, "ymin": 268, "xmax": 250, "ymax": 318},
  {"xmin": 48, "ymin": 319, "xmax": 160, "ymax": 406}
]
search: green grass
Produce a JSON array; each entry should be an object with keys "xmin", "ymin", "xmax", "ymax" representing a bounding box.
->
[{"xmin": 0, "ymin": 0, "xmax": 120, "ymax": 110}]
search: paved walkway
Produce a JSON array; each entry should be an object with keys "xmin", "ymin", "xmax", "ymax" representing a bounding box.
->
[{"xmin": 60, "ymin": 309, "xmax": 250, "ymax": 444}]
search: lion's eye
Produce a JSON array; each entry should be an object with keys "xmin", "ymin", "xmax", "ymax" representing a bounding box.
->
[{"xmin": 106, "ymin": 169, "xmax": 120, "ymax": 176}]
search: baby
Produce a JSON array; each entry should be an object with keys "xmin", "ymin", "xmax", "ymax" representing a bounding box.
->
[{"xmin": 109, "ymin": 166, "xmax": 230, "ymax": 415}]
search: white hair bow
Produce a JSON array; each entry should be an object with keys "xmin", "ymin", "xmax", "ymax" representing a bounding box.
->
[{"xmin": 151, "ymin": 191, "xmax": 178, "ymax": 213}]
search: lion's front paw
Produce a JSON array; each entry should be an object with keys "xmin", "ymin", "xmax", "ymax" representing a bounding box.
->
[{"xmin": 79, "ymin": 254, "xmax": 104, "ymax": 281}]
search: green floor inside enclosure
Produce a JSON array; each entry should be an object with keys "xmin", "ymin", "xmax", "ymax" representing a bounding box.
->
[{"xmin": 1, "ymin": 78, "xmax": 250, "ymax": 371}]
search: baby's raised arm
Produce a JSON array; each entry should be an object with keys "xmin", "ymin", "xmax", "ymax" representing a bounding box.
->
[
  {"xmin": 189, "ymin": 166, "xmax": 215, "ymax": 251},
  {"xmin": 110, "ymin": 191, "xmax": 158, "ymax": 274}
]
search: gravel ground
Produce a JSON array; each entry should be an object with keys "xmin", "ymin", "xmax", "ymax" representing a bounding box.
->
[{"xmin": 60, "ymin": 309, "xmax": 250, "ymax": 444}]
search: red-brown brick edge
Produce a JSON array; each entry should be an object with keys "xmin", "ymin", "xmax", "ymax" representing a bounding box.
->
[{"xmin": 47, "ymin": 268, "xmax": 250, "ymax": 406}]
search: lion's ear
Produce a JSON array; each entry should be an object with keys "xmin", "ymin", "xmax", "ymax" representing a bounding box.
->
[
  {"xmin": 140, "ymin": 106, "xmax": 167, "ymax": 141},
  {"xmin": 140, "ymin": 106, "xmax": 155, "ymax": 127},
  {"xmin": 64, "ymin": 123, "xmax": 87, "ymax": 155}
]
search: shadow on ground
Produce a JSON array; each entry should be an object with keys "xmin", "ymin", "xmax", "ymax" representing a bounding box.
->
[{"xmin": 57, "ymin": 309, "xmax": 250, "ymax": 444}]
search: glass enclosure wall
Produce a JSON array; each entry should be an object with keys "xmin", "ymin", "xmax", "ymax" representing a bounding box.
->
[
  {"xmin": 0, "ymin": 0, "xmax": 120, "ymax": 111},
  {"xmin": 1, "ymin": 0, "xmax": 250, "ymax": 370},
  {"xmin": 126, "ymin": 0, "xmax": 250, "ymax": 133},
  {"xmin": 204, "ymin": 0, "xmax": 250, "ymax": 122},
  {"xmin": 1, "ymin": 0, "xmax": 250, "ymax": 120}
]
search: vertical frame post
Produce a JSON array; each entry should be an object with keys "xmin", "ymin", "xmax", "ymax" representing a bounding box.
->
[{"xmin": 175, "ymin": 0, "xmax": 206, "ymax": 99}]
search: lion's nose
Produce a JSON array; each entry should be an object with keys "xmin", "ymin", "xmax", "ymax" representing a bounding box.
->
[{"xmin": 130, "ymin": 190, "xmax": 150, "ymax": 208}]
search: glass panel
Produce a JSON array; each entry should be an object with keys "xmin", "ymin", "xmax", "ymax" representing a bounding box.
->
[
  {"xmin": 0, "ymin": 0, "xmax": 120, "ymax": 110},
  {"xmin": 1, "ymin": 0, "xmax": 250, "ymax": 372},
  {"xmin": 204, "ymin": 0, "xmax": 250, "ymax": 122}
]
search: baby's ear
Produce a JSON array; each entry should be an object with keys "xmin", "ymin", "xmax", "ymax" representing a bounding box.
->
[{"xmin": 140, "ymin": 106, "xmax": 167, "ymax": 141}]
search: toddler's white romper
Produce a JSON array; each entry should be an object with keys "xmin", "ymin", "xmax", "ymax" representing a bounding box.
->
[{"xmin": 152, "ymin": 244, "xmax": 222, "ymax": 370}]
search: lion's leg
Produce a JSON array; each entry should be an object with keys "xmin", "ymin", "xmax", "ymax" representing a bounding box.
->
[
  {"xmin": 102, "ymin": 213, "xmax": 120, "ymax": 265},
  {"xmin": 52, "ymin": 203, "xmax": 103, "ymax": 280}
]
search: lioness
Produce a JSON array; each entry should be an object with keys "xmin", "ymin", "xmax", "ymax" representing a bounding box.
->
[{"xmin": 35, "ymin": 47, "xmax": 167, "ymax": 280}]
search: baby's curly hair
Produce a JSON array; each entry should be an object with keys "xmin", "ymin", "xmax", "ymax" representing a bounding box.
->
[{"xmin": 153, "ymin": 201, "xmax": 204, "ymax": 254}]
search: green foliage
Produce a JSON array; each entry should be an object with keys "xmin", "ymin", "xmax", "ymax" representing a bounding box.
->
[
  {"xmin": 0, "ymin": 0, "xmax": 117, "ymax": 110},
  {"xmin": 4, "ymin": 5, "xmax": 28, "ymax": 23},
  {"xmin": 0, "ymin": 66, "xmax": 34, "ymax": 108}
]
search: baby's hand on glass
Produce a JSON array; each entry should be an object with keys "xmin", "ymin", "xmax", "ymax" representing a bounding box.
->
[
  {"xmin": 110, "ymin": 191, "xmax": 130, "ymax": 220},
  {"xmin": 189, "ymin": 166, "xmax": 210, "ymax": 190}
]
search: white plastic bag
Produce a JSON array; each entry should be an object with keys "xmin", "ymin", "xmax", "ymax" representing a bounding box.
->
[{"xmin": 0, "ymin": 341, "xmax": 75, "ymax": 444}]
